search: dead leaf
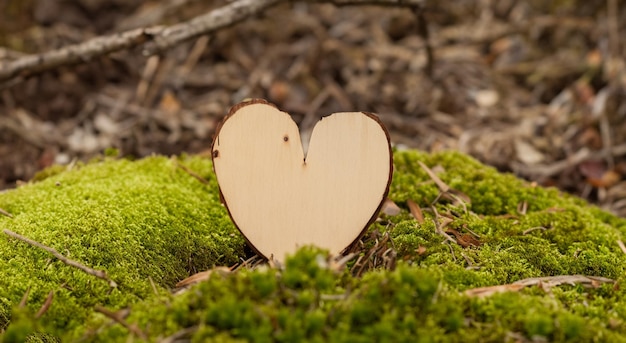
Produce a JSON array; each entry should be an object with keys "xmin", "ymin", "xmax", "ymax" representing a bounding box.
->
[
  {"xmin": 589, "ymin": 170, "xmax": 621, "ymax": 188},
  {"xmin": 445, "ymin": 229, "xmax": 481, "ymax": 248},
  {"xmin": 514, "ymin": 139, "xmax": 544, "ymax": 165},
  {"xmin": 579, "ymin": 159, "xmax": 622, "ymax": 189},
  {"xmin": 407, "ymin": 199, "xmax": 424, "ymax": 223},
  {"xmin": 381, "ymin": 198, "xmax": 401, "ymax": 216},
  {"xmin": 473, "ymin": 89, "xmax": 499, "ymax": 108},
  {"xmin": 159, "ymin": 90, "xmax": 181, "ymax": 114}
]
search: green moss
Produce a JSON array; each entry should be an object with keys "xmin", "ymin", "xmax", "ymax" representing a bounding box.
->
[
  {"xmin": 0, "ymin": 155, "xmax": 244, "ymax": 338},
  {"xmin": 84, "ymin": 248, "xmax": 626, "ymax": 342},
  {"xmin": 1, "ymin": 150, "xmax": 626, "ymax": 341}
]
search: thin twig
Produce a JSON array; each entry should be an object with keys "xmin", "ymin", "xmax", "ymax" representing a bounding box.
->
[
  {"xmin": 418, "ymin": 161, "xmax": 450, "ymax": 193},
  {"xmin": 0, "ymin": 27, "xmax": 163, "ymax": 83},
  {"xmin": 514, "ymin": 148, "xmax": 590, "ymax": 179},
  {"xmin": 445, "ymin": 241, "xmax": 457, "ymax": 262},
  {"xmin": 95, "ymin": 305, "xmax": 147, "ymax": 340},
  {"xmin": 174, "ymin": 159, "xmax": 210, "ymax": 185},
  {"xmin": 617, "ymin": 240, "xmax": 626, "ymax": 255},
  {"xmin": 430, "ymin": 206, "xmax": 457, "ymax": 244},
  {"xmin": 461, "ymin": 253, "xmax": 479, "ymax": 270},
  {"xmin": 332, "ymin": 252, "xmax": 359, "ymax": 271},
  {"xmin": 3, "ymin": 229, "xmax": 118, "ymax": 288},
  {"xmin": 0, "ymin": 0, "xmax": 283, "ymax": 84},
  {"xmin": 0, "ymin": 0, "xmax": 427, "ymax": 86}
]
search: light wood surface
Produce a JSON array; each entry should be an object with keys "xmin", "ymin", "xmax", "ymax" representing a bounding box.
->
[{"xmin": 212, "ymin": 100, "xmax": 392, "ymax": 262}]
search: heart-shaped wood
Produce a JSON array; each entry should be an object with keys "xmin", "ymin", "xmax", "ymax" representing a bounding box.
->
[{"xmin": 211, "ymin": 99, "xmax": 392, "ymax": 262}]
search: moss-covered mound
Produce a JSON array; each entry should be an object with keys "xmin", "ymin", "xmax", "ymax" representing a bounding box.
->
[
  {"xmin": 0, "ymin": 156, "xmax": 245, "ymax": 340},
  {"xmin": 1, "ymin": 150, "xmax": 626, "ymax": 342}
]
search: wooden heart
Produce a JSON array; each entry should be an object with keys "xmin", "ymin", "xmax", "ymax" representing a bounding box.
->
[{"xmin": 211, "ymin": 99, "xmax": 392, "ymax": 262}]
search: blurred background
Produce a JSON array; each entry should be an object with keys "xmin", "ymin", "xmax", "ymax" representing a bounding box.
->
[{"xmin": 0, "ymin": 0, "xmax": 625, "ymax": 215}]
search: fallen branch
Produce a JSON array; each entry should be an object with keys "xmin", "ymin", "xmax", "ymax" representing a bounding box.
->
[
  {"xmin": 0, "ymin": 0, "xmax": 426, "ymax": 85},
  {"xmin": 0, "ymin": 0, "xmax": 283, "ymax": 84},
  {"xmin": 0, "ymin": 27, "xmax": 162, "ymax": 83},
  {"xmin": 141, "ymin": 0, "xmax": 283, "ymax": 54},
  {"xmin": 3, "ymin": 229, "xmax": 118, "ymax": 288}
]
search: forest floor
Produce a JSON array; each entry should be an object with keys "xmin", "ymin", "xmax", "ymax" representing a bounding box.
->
[{"xmin": 1, "ymin": 0, "xmax": 625, "ymax": 216}]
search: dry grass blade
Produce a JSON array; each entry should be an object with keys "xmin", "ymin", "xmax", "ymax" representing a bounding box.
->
[
  {"xmin": 513, "ymin": 275, "xmax": 614, "ymax": 288},
  {"xmin": 464, "ymin": 283, "xmax": 525, "ymax": 298},
  {"xmin": 232, "ymin": 254, "xmax": 265, "ymax": 272},
  {"xmin": 35, "ymin": 290, "xmax": 54, "ymax": 318},
  {"xmin": 447, "ymin": 189, "xmax": 471, "ymax": 206},
  {"xmin": 350, "ymin": 228, "xmax": 396, "ymax": 276},
  {"xmin": 430, "ymin": 206, "xmax": 457, "ymax": 244},
  {"xmin": 418, "ymin": 161, "xmax": 450, "ymax": 193},
  {"xmin": 523, "ymin": 226, "xmax": 549, "ymax": 235},
  {"xmin": 175, "ymin": 266, "xmax": 231, "ymax": 288},
  {"xmin": 465, "ymin": 275, "xmax": 615, "ymax": 298},
  {"xmin": 617, "ymin": 240, "xmax": 626, "ymax": 254},
  {"xmin": 331, "ymin": 252, "xmax": 359, "ymax": 272},
  {"xmin": 517, "ymin": 201, "xmax": 528, "ymax": 215},
  {"xmin": 3, "ymin": 229, "xmax": 118, "ymax": 288},
  {"xmin": 407, "ymin": 199, "xmax": 424, "ymax": 223},
  {"xmin": 19, "ymin": 286, "xmax": 31, "ymax": 308}
]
